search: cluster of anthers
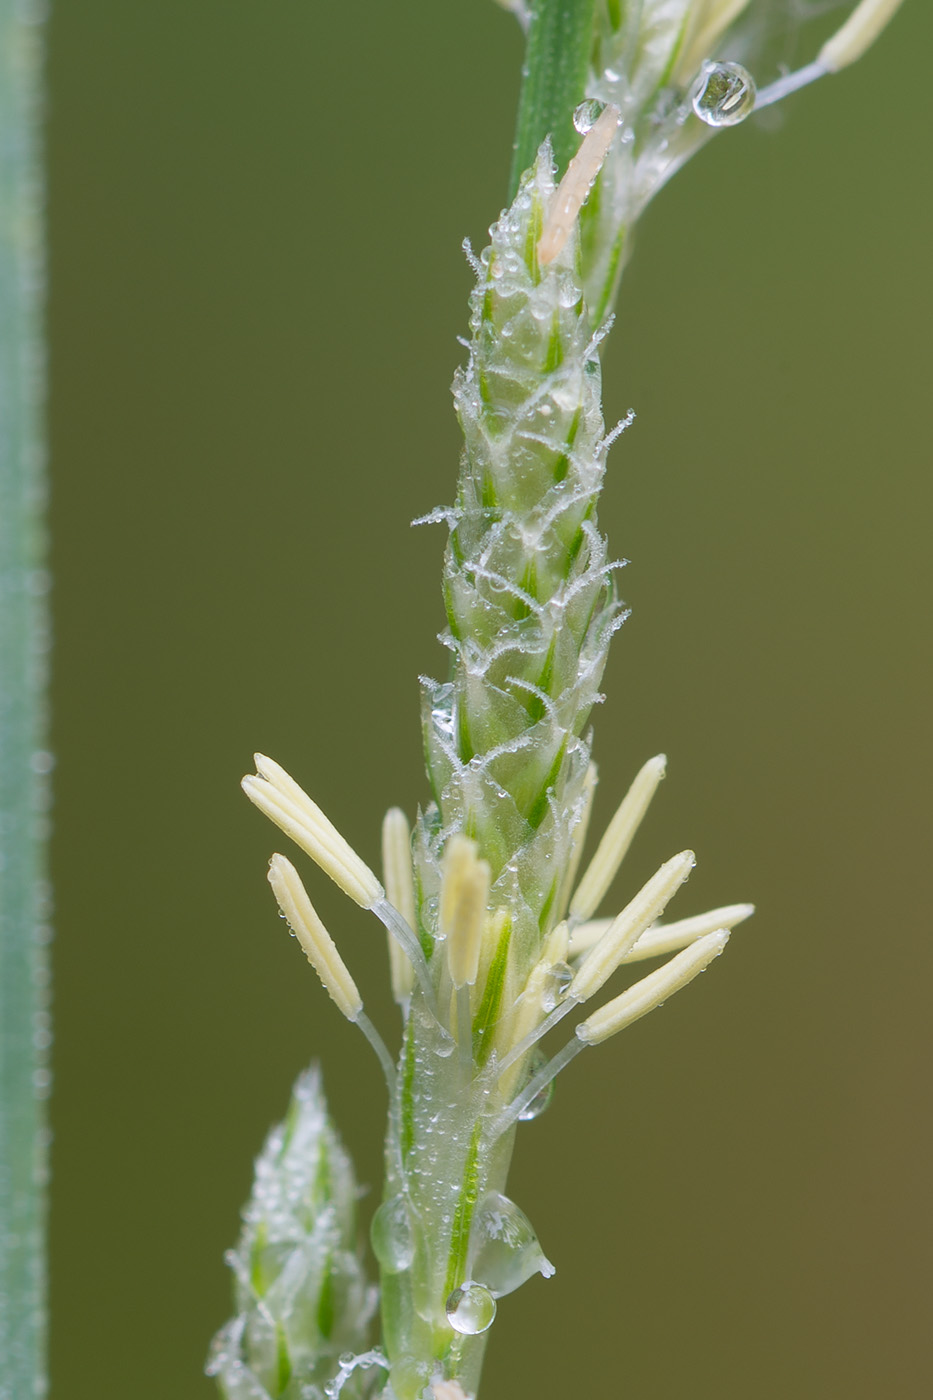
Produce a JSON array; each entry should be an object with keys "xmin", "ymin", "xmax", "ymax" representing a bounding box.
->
[{"xmin": 242, "ymin": 753, "xmax": 753, "ymax": 1116}]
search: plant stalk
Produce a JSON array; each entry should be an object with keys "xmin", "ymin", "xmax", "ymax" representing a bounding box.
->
[{"xmin": 509, "ymin": 0, "xmax": 597, "ymax": 197}]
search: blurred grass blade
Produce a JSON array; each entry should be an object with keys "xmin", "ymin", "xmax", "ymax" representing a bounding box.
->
[{"xmin": 0, "ymin": 2, "xmax": 50, "ymax": 1398}]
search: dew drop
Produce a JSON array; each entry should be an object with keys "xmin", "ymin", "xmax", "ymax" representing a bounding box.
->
[
  {"xmin": 370, "ymin": 1194, "xmax": 415, "ymax": 1273},
  {"xmin": 572, "ymin": 98, "xmax": 606, "ymax": 135},
  {"xmin": 445, "ymin": 1281, "xmax": 497, "ymax": 1335},
  {"xmin": 541, "ymin": 961, "xmax": 573, "ymax": 1012},
  {"xmin": 518, "ymin": 1048, "xmax": 555, "ymax": 1121},
  {"xmin": 691, "ymin": 61, "xmax": 757, "ymax": 127},
  {"xmin": 431, "ymin": 704, "xmax": 455, "ymax": 738},
  {"xmin": 471, "ymin": 1192, "xmax": 556, "ymax": 1298},
  {"xmin": 554, "ymin": 270, "xmax": 583, "ymax": 310}
]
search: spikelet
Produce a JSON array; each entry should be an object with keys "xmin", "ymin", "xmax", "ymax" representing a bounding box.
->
[
  {"xmin": 207, "ymin": 1069, "xmax": 376, "ymax": 1400},
  {"xmin": 419, "ymin": 144, "xmax": 624, "ymax": 979}
]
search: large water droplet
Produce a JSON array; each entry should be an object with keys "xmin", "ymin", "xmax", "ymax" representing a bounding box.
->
[
  {"xmin": 541, "ymin": 961, "xmax": 573, "ymax": 1012},
  {"xmin": 518, "ymin": 1048, "xmax": 555, "ymax": 1121},
  {"xmin": 445, "ymin": 1281, "xmax": 497, "ymax": 1335},
  {"xmin": 691, "ymin": 62, "xmax": 757, "ymax": 127},
  {"xmin": 471, "ymin": 1192, "xmax": 556, "ymax": 1298},
  {"xmin": 573, "ymin": 98, "xmax": 606, "ymax": 135},
  {"xmin": 370, "ymin": 1194, "xmax": 415, "ymax": 1273}
]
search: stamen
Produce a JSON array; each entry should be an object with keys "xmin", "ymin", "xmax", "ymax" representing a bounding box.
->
[
  {"xmin": 673, "ymin": 1, "xmax": 754, "ymax": 87},
  {"xmin": 356, "ymin": 1011, "xmax": 398, "ymax": 1092},
  {"xmin": 569, "ymin": 901, "xmax": 754, "ymax": 961},
  {"xmin": 756, "ymin": 0, "xmax": 905, "ymax": 111},
  {"xmin": 495, "ymin": 1037, "xmax": 585, "ymax": 1136},
  {"xmin": 381, "ymin": 807, "xmax": 416, "ymax": 1002},
  {"xmin": 267, "ymin": 854, "xmax": 362, "ymax": 1021},
  {"xmin": 575, "ymin": 931, "xmax": 729, "ymax": 1045},
  {"xmin": 819, "ymin": 0, "xmax": 905, "ymax": 73},
  {"xmin": 569, "ymin": 754, "xmax": 667, "ymax": 922},
  {"xmin": 456, "ymin": 983, "xmax": 473, "ymax": 1070},
  {"xmin": 440, "ymin": 834, "xmax": 491, "ymax": 990},
  {"xmin": 244, "ymin": 756, "xmax": 384, "ymax": 908},
  {"xmin": 621, "ymin": 901, "xmax": 753, "ymax": 962},
  {"xmin": 754, "ymin": 60, "xmax": 828, "ymax": 110},
  {"xmin": 569, "ymin": 851, "xmax": 695, "ymax": 1003},
  {"xmin": 537, "ymin": 104, "xmax": 621, "ymax": 266},
  {"xmin": 496, "ymin": 997, "xmax": 575, "ymax": 1080},
  {"xmin": 557, "ymin": 762, "xmax": 598, "ymax": 917},
  {"xmin": 372, "ymin": 897, "xmax": 436, "ymax": 1008}
]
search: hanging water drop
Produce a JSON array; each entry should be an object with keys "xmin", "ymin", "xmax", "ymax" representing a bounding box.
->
[
  {"xmin": 518, "ymin": 1048, "xmax": 555, "ymax": 1120},
  {"xmin": 691, "ymin": 61, "xmax": 757, "ymax": 127},
  {"xmin": 573, "ymin": 98, "xmax": 606, "ymax": 135},
  {"xmin": 370, "ymin": 1194, "xmax": 415, "ymax": 1273},
  {"xmin": 541, "ymin": 960, "xmax": 573, "ymax": 1012},
  {"xmin": 471, "ymin": 1192, "xmax": 556, "ymax": 1298},
  {"xmin": 445, "ymin": 1281, "xmax": 497, "ymax": 1335}
]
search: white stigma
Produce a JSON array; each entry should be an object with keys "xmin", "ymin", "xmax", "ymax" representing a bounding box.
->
[{"xmin": 537, "ymin": 104, "xmax": 621, "ymax": 266}]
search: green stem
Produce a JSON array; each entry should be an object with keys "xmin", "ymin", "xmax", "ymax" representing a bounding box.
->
[
  {"xmin": 509, "ymin": 0, "xmax": 597, "ymax": 198},
  {"xmin": 0, "ymin": 4, "xmax": 49, "ymax": 1398}
]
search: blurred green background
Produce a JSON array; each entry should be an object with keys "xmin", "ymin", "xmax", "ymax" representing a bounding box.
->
[{"xmin": 46, "ymin": 4, "xmax": 932, "ymax": 1398}]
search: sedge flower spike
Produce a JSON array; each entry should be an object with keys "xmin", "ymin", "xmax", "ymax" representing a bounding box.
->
[
  {"xmin": 222, "ymin": 146, "xmax": 744, "ymax": 1400},
  {"xmin": 213, "ymin": 5, "xmax": 901, "ymax": 1398}
]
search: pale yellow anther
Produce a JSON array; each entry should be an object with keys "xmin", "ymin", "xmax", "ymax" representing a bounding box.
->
[
  {"xmin": 543, "ymin": 920, "xmax": 569, "ymax": 966},
  {"xmin": 569, "ymin": 754, "xmax": 666, "ymax": 922},
  {"xmin": 439, "ymin": 834, "xmax": 491, "ymax": 989},
  {"xmin": 499, "ymin": 953, "xmax": 553, "ymax": 1093},
  {"xmin": 243, "ymin": 755, "xmax": 384, "ymax": 908},
  {"xmin": 569, "ymin": 900, "xmax": 754, "ymax": 962},
  {"xmin": 381, "ymin": 807, "xmax": 416, "ymax": 1002},
  {"xmin": 570, "ymin": 849, "xmax": 695, "ymax": 1003},
  {"xmin": 475, "ymin": 906, "xmax": 511, "ymax": 997},
  {"xmin": 623, "ymin": 900, "xmax": 752, "ymax": 962},
  {"xmin": 267, "ymin": 854, "xmax": 363, "ymax": 1021},
  {"xmin": 819, "ymin": 0, "xmax": 905, "ymax": 73},
  {"xmin": 559, "ymin": 762, "xmax": 598, "ymax": 915},
  {"xmin": 537, "ymin": 104, "xmax": 621, "ymax": 266},
  {"xmin": 673, "ymin": 1, "xmax": 754, "ymax": 87},
  {"xmin": 576, "ymin": 930, "xmax": 729, "ymax": 1045}
]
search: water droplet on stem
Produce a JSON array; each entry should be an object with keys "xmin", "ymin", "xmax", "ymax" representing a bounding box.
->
[
  {"xmin": 541, "ymin": 961, "xmax": 573, "ymax": 1012},
  {"xmin": 445, "ymin": 1281, "xmax": 497, "ymax": 1335},
  {"xmin": 518, "ymin": 1048, "xmax": 555, "ymax": 1121},
  {"xmin": 691, "ymin": 62, "xmax": 757, "ymax": 127},
  {"xmin": 471, "ymin": 1192, "xmax": 556, "ymax": 1297},
  {"xmin": 370, "ymin": 1194, "xmax": 415, "ymax": 1273}
]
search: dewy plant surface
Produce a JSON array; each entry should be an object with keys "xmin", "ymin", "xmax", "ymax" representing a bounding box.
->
[{"xmin": 208, "ymin": 5, "xmax": 906, "ymax": 1399}]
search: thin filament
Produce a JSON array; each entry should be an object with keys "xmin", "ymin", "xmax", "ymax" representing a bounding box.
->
[{"xmin": 495, "ymin": 1037, "xmax": 585, "ymax": 1136}]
